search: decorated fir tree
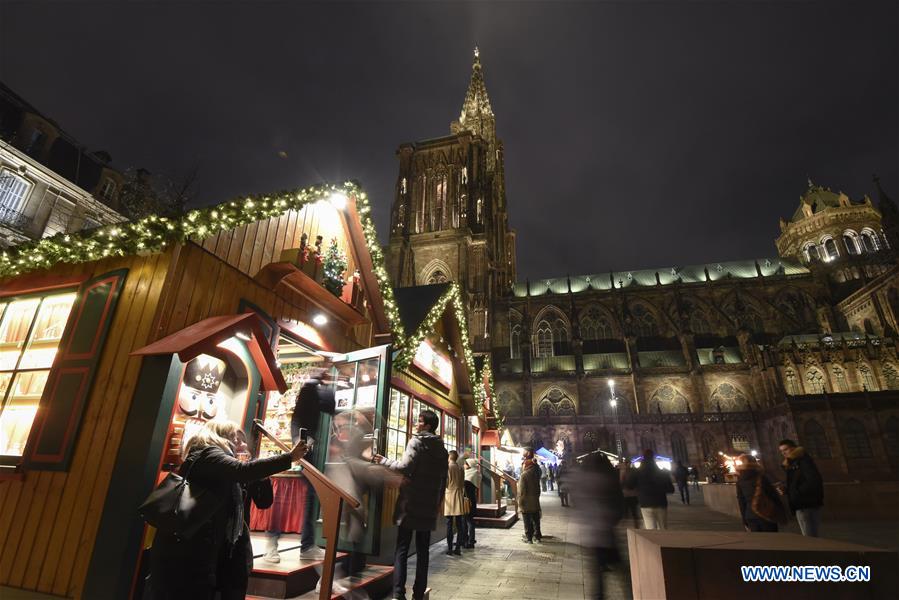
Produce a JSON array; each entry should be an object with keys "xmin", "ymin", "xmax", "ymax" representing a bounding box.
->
[{"xmin": 322, "ymin": 238, "xmax": 347, "ymax": 297}]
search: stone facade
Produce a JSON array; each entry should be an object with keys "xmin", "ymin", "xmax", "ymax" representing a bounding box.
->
[{"xmin": 386, "ymin": 50, "xmax": 899, "ymax": 482}]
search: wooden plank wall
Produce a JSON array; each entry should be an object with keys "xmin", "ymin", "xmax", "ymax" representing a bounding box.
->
[{"xmin": 0, "ymin": 236, "xmax": 378, "ymax": 598}]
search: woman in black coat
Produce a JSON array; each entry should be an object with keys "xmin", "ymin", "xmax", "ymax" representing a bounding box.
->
[
  {"xmin": 145, "ymin": 420, "xmax": 306, "ymax": 600},
  {"xmin": 735, "ymin": 454, "xmax": 782, "ymax": 532}
]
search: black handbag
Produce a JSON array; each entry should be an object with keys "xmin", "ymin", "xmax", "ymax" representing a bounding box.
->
[{"xmin": 138, "ymin": 456, "xmax": 223, "ymax": 540}]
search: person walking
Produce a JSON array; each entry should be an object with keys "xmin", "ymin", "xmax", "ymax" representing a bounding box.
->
[
  {"xmin": 573, "ymin": 454, "xmax": 624, "ymax": 599},
  {"xmin": 547, "ymin": 464, "xmax": 555, "ymax": 491},
  {"xmin": 777, "ymin": 439, "xmax": 824, "ymax": 537},
  {"xmin": 625, "ymin": 450, "xmax": 674, "ymax": 530},
  {"xmin": 540, "ymin": 461, "xmax": 548, "ymax": 492},
  {"xmin": 462, "ymin": 455, "xmax": 480, "ymax": 548},
  {"xmin": 735, "ymin": 454, "xmax": 785, "ymax": 532},
  {"xmin": 517, "ymin": 455, "xmax": 543, "ymax": 543},
  {"xmin": 372, "ymin": 410, "xmax": 448, "ymax": 600},
  {"xmin": 619, "ymin": 460, "xmax": 641, "ymax": 529},
  {"xmin": 674, "ymin": 460, "xmax": 690, "ymax": 505},
  {"xmin": 557, "ymin": 461, "xmax": 571, "ymax": 507},
  {"xmin": 689, "ymin": 465, "xmax": 700, "ymax": 490},
  {"xmin": 145, "ymin": 420, "xmax": 307, "ymax": 600},
  {"xmin": 444, "ymin": 450, "xmax": 467, "ymax": 555}
]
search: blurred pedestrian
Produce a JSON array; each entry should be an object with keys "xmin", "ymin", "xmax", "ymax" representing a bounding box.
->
[
  {"xmin": 518, "ymin": 456, "xmax": 542, "ymax": 543},
  {"xmin": 540, "ymin": 461, "xmax": 548, "ymax": 492},
  {"xmin": 689, "ymin": 465, "xmax": 700, "ymax": 490},
  {"xmin": 619, "ymin": 459, "xmax": 640, "ymax": 529},
  {"xmin": 674, "ymin": 460, "xmax": 690, "ymax": 505},
  {"xmin": 548, "ymin": 464, "xmax": 555, "ymax": 491},
  {"xmin": 444, "ymin": 450, "xmax": 467, "ymax": 555},
  {"xmin": 573, "ymin": 454, "xmax": 624, "ymax": 599},
  {"xmin": 557, "ymin": 461, "xmax": 570, "ymax": 507},
  {"xmin": 462, "ymin": 454, "xmax": 479, "ymax": 547},
  {"xmin": 625, "ymin": 450, "xmax": 674, "ymax": 530},
  {"xmin": 735, "ymin": 454, "xmax": 785, "ymax": 532},
  {"xmin": 777, "ymin": 439, "xmax": 824, "ymax": 537}
]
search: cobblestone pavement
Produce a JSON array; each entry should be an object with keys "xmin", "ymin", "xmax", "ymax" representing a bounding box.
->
[{"xmin": 417, "ymin": 485, "xmax": 899, "ymax": 600}]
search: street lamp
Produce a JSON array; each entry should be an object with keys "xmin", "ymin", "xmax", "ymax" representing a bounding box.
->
[{"xmin": 608, "ymin": 379, "xmax": 621, "ymax": 457}]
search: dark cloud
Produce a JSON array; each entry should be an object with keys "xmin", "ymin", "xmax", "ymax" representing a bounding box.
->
[{"xmin": 1, "ymin": 1, "xmax": 896, "ymax": 280}]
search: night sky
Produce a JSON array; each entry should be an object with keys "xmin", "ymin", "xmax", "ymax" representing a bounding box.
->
[{"xmin": 1, "ymin": 1, "xmax": 896, "ymax": 280}]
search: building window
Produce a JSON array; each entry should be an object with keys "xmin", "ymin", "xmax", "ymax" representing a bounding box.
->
[
  {"xmin": 858, "ymin": 364, "xmax": 878, "ymax": 391},
  {"xmin": 427, "ymin": 270, "xmax": 448, "ymax": 284},
  {"xmin": 803, "ymin": 243, "xmax": 820, "ymax": 262},
  {"xmin": 840, "ymin": 418, "xmax": 872, "ymax": 459},
  {"xmin": 802, "ymin": 419, "xmax": 831, "ymax": 459},
  {"xmin": 386, "ymin": 388, "xmax": 410, "ymax": 461},
  {"xmin": 700, "ymin": 431, "xmax": 717, "ymax": 459},
  {"xmin": 860, "ymin": 229, "xmax": 880, "ymax": 253},
  {"xmin": 444, "ymin": 414, "xmax": 459, "ymax": 451},
  {"xmin": 805, "ymin": 368, "xmax": 825, "ymax": 394},
  {"xmin": 100, "ymin": 179, "xmax": 117, "ymax": 203},
  {"xmin": 631, "ymin": 304, "xmax": 658, "ymax": 337},
  {"xmin": 0, "ymin": 292, "xmax": 78, "ymax": 457},
  {"xmin": 670, "ymin": 431, "xmax": 688, "ymax": 464},
  {"xmin": 821, "ymin": 237, "xmax": 839, "ymax": 261},
  {"xmin": 842, "ymin": 231, "xmax": 860, "ymax": 255},
  {"xmin": 411, "ymin": 396, "xmax": 441, "ymax": 435},
  {"xmin": 509, "ymin": 323, "xmax": 522, "ymax": 359},
  {"xmin": 0, "ymin": 168, "xmax": 32, "ymax": 215},
  {"xmin": 832, "ymin": 366, "xmax": 848, "ymax": 392},
  {"xmin": 534, "ymin": 313, "xmax": 569, "ymax": 359},
  {"xmin": 784, "ymin": 368, "xmax": 801, "ymax": 395}
]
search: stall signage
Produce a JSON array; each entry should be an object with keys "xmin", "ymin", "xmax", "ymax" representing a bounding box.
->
[{"xmin": 413, "ymin": 339, "xmax": 453, "ymax": 389}]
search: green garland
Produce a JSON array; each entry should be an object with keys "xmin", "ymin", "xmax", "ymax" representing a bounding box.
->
[{"xmin": 0, "ymin": 182, "xmax": 405, "ymax": 342}]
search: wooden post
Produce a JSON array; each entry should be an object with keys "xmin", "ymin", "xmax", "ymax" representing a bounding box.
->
[{"xmin": 254, "ymin": 421, "xmax": 362, "ymax": 600}]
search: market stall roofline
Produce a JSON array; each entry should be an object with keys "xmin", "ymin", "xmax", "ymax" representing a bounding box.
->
[{"xmin": 131, "ymin": 313, "xmax": 287, "ymax": 393}]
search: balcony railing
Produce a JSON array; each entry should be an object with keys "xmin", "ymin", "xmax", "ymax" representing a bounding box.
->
[
  {"xmin": 0, "ymin": 205, "xmax": 29, "ymax": 231},
  {"xmin": 531, "ymin": 355, "xmax": 577, "ymax": 373}
]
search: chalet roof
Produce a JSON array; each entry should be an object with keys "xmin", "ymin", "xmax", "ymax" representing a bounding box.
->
[
  {"xmin": 512, "ymin": 257, "xmax": 808, "ymax": 298},
  {"xmin": 392, "ymin": 283, "xmax": 453, "ymax": 336}
]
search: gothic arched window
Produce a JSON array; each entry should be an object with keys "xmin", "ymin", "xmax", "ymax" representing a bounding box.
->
[
  {"xmin": 700, "ymin": 431, "xmax": 717, "ymax": 459},
  {"xmin": 861, "ymin": 229, "xmax": 880, "ymax": 253},
  {"xmin": 831, "ymin": 366, "xmax": 848, "ymax": 392},
  {"xmin": 842, "ymin": 230, "xmax": 860, "ymax": 255},
  {"xmin": 427, "ymin": 270, "xmax": 448, "ymax": 284},
  {"xmin": 534, "ymin": 321, "xmax": 554, "ymax": 358},
  {"xmin": 822, "ymin": 237, "xmax": 839, "ymax": 260},
  {"xmin": 802, "ymin": 419, "xmax": 831, "ymax": 459},
  {"xmin": 710, "ymin": 382, "xmax": 749, "ymax": 412},
  {"xmin": 803, "ymin": 242, "xmax": 820, "ymax": 262},
  {"xmin": 805, "ymin": 368, "xmax": 826, "ymax": 394},
  {"xmin": 631, "ymin": 304, "xmax": 659, "ymax": 337},
  {"xmin": 840, "ymin": 418, "xmax": 872, "ymax": 458},
  {"xmin": 649, "ymin": 385, "xmax": 688, "ymax": 414},
  {"xmin": 882, "ymin": 363, "xmax": 899, "ymax": 391},
  {"xmin": 509, "ymin": 312, "xmax": 522, "ymax": 359},
  {"xmin": 858, "ymin": 364, "xmax": 878, "ymax": 391},
  {"xmin": 533, "ymin": 309, "xmax": 570, "ymax": 357}
]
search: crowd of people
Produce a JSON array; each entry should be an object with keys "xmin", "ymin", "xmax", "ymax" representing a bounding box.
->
[{"xmin": 139, "ymin": 373, "xmax": 827, "ymax": 600}]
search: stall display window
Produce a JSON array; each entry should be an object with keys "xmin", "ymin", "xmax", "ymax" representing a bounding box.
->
[
  {"xmin": 259, "ymin": 362, "xmax": 323, "ymax": 459},
  {"xmin": 386, "ymin": 388, "xmax": 409, "ymax": 460},
  {"xmin": 444, "ymin": 415, "xmax": 459, "ymax": 451},
  {"xmin": 411, "ymin": 397, "xmax": 441, "ymax": 435},
  {"xmin": 0, "ymin": 293, "xmax": 77, "ymax": 457}
]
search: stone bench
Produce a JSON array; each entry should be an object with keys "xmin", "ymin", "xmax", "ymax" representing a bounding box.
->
[{"xmin": 627, "ymin": 529, "xmax": 898, "ymax": 599}]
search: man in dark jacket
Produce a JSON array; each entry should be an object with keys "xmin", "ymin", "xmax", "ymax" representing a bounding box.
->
[
  {"xmin": 625, "ymin": 450, "xmax": 675, "ymax": 529},
  {"xmin": 517, "ymin": 454, "xmax": 542, "ymax": 543},
  {"xmin": 674, "ymin": 461, "xmax": 690, "ymax": 505},
  {"xmin": 374, "ymin": 410, "xmax": 448, "ymax": 600},
  {"xmin": 778, "ymin": 439, "xmax": 824, "ymax": 537}
]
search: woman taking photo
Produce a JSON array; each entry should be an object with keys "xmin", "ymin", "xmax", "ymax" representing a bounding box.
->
[{"xmin": 145, "ymin": 420, "xmax": 307, "ymax": 599}]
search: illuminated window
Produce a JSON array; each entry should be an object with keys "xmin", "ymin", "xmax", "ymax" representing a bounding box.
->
[
  {"xmin": 386, "ymin": 388, "xmax": 410, "ymax": 461},
  {"xmin": 882, "ymin": 363, "xmax": 899, "ymax": 391},
  {"xmin": 784, "ymin": 368, "xmax": 801, "ymax": 395},
  {"xmin": 0, "ymin": 292, "xmax": 77, "ymax": 457},
  {"xmin": 411, "ymin": 396, "xmax": 441, "ymax": 436},
  {"xmin": 444, "ymin": 415, "xmax": 459, "ymax": 451},
  {"xmin": 805, "ymin": 368, "xmax": 825, "ymax": 394},
  {"xmin": 832, "ymin": 366, "xmax": 848, "ymax": 392},
  {"xmin": 858, "ymin": 364, "xmax": 878, "ymax": 391},
  {"xmin": 860, "ymin": 229, "xmax": 880, "ymax": 253}
]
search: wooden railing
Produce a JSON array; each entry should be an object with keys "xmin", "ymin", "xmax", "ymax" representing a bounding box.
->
[{"xmin": 478, "ymin": 458, "xmax": 518, "ymax": 511}]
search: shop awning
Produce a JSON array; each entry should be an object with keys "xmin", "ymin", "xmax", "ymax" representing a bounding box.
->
[
  {"xmin": 131, "ymin": 313, "xmax": 287, "ymax": 393},
  {"xmin": 481, "ymin": 430, "xmax": 500, "ymax": 447}
]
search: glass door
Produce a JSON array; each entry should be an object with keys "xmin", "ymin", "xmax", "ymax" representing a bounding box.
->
[{"xmin": 314, "ymin": 344, "xmax": 391, "ymax": 555}]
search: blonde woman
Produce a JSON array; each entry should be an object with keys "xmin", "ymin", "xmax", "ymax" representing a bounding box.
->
[{"xmin": 145, "ymin": 420, "xmax": 306, "ymax": 600}]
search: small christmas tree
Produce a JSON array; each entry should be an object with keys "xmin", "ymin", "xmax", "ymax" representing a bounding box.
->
[{"xmin": 322, "ymin": 238, "xmax": 348, "ymax": 297}]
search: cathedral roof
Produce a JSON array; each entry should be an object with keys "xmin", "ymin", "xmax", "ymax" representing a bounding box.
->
[
  {"xmin": 788, "ymin": 178, "xmax": 860, "ymax": 222},
  {"xmin": 513, "ymin": 257, "xmax": 808, "ymax": 297}
]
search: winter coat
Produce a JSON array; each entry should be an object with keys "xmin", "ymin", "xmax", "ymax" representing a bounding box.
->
[
  {"xmin": 625, "ymin": 462, "xmax": 674, "ymax": 508},
  {"xmin": 781, "ymin": 446, "xmax": 824, "ymax": 512},
  {"xmin": 380, "ymin": 432, "xmax": 448, "ymax": 530},
  {"xmin": 735, "ymin": 463, "xmax": 783, "ymax": 526},
  {"xmin": 674, "ymin": 465, "xmax": 689, "ymax": 485},
  {"xmin": 571, "ymin": 464, "xmax": 624, "ymax": 559},
  {"xmin": 463, "ymin": 458, "xmax": 480, "ymax": 487},
  {"xmin": 444, "ymin": 461, "xmax": 467, "ymax": 516},
  {"xmin": 556, "ymin": 465, "xmax": 570, "ymax": 494},
  {"xmin": 517, "ymin": 463, "xmax": 541, "ymax": 513},
  {"xmin": 145, "ymin": 446, "xmax": 292, "ymax": 599}
]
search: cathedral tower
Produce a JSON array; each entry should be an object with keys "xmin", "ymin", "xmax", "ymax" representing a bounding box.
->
[{"xmin": 385, "ymin": 48, "xmax": 516, "ymax": 352}]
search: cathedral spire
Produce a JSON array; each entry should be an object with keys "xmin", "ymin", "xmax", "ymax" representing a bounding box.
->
[{"xmin": 451, "ymin": 46, "xmax": 496, "ymax": 149}]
